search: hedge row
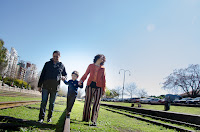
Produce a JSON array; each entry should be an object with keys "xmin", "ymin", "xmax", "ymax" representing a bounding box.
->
[{"xmin": 2, "ymin": 77, "xmax": 31, "ymax": 89}]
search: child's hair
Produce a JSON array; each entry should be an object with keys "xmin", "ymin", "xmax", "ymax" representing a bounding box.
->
[
  {"xmin": 72, "ymin": 71, "xmax": 79, "ymax": 77},
  {"xmin": 93, "ymin": 54, "xmax": 106, "ymax": 66}
]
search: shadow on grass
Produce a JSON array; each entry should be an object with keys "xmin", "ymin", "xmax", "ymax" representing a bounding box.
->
[
  {"xmin": 0, "ymin": 115, "xmax": 56, "ymax": 131},
  {"xmin": 25, "ymin": 106, "xmax": 63, "ymax": 112}
]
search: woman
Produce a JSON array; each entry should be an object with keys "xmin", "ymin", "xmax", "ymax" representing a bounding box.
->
[{"xmin": 79, "ymin": 54, "xmax": 106, "ymax": 126}]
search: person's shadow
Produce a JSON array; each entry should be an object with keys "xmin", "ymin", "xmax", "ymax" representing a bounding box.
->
[
  {"xmin": 0, "ymin": 115, "xmax": 56, "ymax": 131},
  {"xmin": 55, "ymin": 108, "xmax": 67, "ymax": 132},
  {"xmin": 55, "ymin": 109, "xmax": 89, "ymax": 132}
]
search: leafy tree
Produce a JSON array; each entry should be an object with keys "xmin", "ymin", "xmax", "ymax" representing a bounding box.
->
[
  {"xmin": 105, "ymin": 88, "xmax": 119, "ymax": 98},
  {"xmin": 0, "ymin": 39, "xmax": 8, "ymax": 73},
  {"xmin": 105, "ymin": 87, "xmax": 111, "ymax": 97}
]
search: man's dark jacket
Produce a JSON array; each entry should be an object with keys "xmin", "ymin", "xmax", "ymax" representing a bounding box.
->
[{"xmin": 38, "ymin": 59, "xmax": 67, "ymax": 92}]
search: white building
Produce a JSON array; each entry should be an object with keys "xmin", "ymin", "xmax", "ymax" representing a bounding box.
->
[
  {"xmin": 25, "ymin": 63, "xmax": 38, "ymax": 82},
  {"xmin": 2, "ymin": 50, "xmax": 10, "ymax": 75},
  {"xmin": 4, "ymin": 47, "xmax": 18, "ymax": 78}
]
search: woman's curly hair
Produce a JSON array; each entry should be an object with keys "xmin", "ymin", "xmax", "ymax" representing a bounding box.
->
[{"xmin": 93, "ymin": 54, "xmax": 106, "ymax": 66}]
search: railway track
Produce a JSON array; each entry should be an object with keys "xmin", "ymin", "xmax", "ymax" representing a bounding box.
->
[
  {"xmin": 101, "ymin": 103, "xmax": 200, "ymax": 132},
  {"xmin": 0, "ymin": 100, "xmax": 41, "ymax": 109}
]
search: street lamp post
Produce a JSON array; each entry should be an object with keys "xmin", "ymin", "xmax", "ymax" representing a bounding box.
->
[{"xmin": 119, "ymin": 69, "xmax": 131, "ymax": 101}]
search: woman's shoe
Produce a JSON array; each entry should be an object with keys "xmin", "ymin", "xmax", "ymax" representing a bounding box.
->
[
  {"xmin": 47, "ymin": 118, "xmax": 52, "ymax": 123},
  {"xmin": 90, "ymin": 122, "xmax": 97, "ymax": 126}
]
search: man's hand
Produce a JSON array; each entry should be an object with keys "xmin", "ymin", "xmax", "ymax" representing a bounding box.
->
[{"xmin": 38, "ymin": 87, "xmax": 42, "ymax": 93}]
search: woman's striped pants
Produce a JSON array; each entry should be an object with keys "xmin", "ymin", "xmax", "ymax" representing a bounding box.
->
[{"xmin": 82, "ymin": 86, "xmax": 102, "ymax": 122}]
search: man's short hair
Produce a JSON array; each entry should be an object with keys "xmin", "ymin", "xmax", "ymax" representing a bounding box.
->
[
  {"xmin": 53, "ymin": 50, "xmax": 60, "ymax": 56},
  {"xmin": 72, "ymin": 71, "xmax": 79, "ymax": 77}
]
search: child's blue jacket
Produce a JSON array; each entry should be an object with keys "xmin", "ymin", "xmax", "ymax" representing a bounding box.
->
[{"xmin": 64, "ymin": 79, "xmax": 83, "ymax": 96}]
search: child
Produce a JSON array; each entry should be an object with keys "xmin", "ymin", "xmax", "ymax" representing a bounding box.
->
[{"xmin": 62, "ymin": 71, "xmax": 83, "ymax": 118}]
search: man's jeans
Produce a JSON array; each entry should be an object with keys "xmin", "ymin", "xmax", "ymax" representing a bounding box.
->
[{"xmin": 39, "ymin": 89, "xmax": 57, "ymax": 120}]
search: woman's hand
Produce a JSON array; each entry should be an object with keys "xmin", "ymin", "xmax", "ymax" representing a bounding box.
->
[
  {"xmin": 61, "ymin": 76, "xmax": 66, "ymax": 81},
  {"xmin": 78, "ymin": 80, "xmax": 83, "ymax": 86}
]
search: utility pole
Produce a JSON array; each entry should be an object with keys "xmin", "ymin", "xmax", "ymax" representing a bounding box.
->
[{"xmin": 119, "ymin": 69, "xmax": 131, "ymax": 101}]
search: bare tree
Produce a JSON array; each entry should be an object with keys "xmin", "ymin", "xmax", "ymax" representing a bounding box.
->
[
  {"xmin": 115, "ymin": 86, "xmax": 122, "ymax": 98},
  {"xmin": 137, "ymin": 89, "xmax": 148, "ymax": 98},
  {"xmin": 30, "ymin": 78, "xmax": 38, "ymax": 90},
  {"xmin": 126, "ymin": 83, "xmax": 137, "ymax": 98},
  {"xmin": 162, "ymin": 64, "xmax": 200, "ymax": 98},
  {"xmin": 58, "ymin": 89, "xmax": 67, "ymax": 97}
]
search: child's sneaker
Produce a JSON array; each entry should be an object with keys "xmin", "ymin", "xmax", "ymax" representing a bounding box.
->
[{"xmin": 66, "ymin": 113, "xmax": 70, "ymax": 118}]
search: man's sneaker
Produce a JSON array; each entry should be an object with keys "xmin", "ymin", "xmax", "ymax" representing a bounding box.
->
[
  {"xmin": 38, "ymin": 119, "xmax": 44, "ymax": 123},
  {"xmin": 47, "ymin": 118, "xmax": 52, "ymax": 123}
]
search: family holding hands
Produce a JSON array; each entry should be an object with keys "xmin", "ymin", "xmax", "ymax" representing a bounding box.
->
[{"xmin": 37, "ymin": 51, "xmax": 106, "ymax": 127}]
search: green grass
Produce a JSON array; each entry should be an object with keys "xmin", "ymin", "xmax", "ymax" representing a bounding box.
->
[
  {"xmin": 101, "ymin": 106, "xmax": 196, "ymax": 131},
  {"xmin": 0, "ymin": 89, "xmax": 199, "ymax": 132},
  {"xmin": 0, "ymin": 96, "xmax": 41, "ymax": 102},
  {"xmin": 0, "ymin": 98, "xmax": 179, "ymax": 132},
  {"xmin": 102, "ymin": 101, "xmax": 200, "ymax": 115}
]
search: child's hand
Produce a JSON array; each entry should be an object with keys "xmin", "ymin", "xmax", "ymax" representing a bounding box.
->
[{"xmin": 61, "ymin": 76, "xmax": 66, "ymax": 81}]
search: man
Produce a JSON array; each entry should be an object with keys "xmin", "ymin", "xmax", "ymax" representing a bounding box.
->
[{"xmin": 38, "ymin": 51, "xmax": 67, "ymax": 123}]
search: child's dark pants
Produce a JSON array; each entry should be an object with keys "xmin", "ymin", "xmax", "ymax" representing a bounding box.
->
[{"xmin": 66, "ymin": 93, "xmax": 76, "ymax": 114}]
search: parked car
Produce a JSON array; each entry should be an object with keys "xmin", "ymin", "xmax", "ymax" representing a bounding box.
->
[
  {"xmin": 118, "ymin": 98, "xmax": 123, "ymax": 102},
  {"xmin": 106, "ymin": 98, "xmax": 115, "ymax": 102},
  {"xmin": 123, "ymin": 98, "xmax": 131, "ymax": 102},
  {"xmin": 149, "ymin": 98, "xmax": 160, "ymax": 104},
  {"xmin": 128, "ymin": 98, "xmax": 140, "ymax": 103},
  {"xmin": 158, "ymin": 99, "xmax": 165, "ymax": 104},
  {"xmin": 173, "ymin": 98, "xmax": 192, "ymax": 104},
  {"xmin": 101, "ymin": 98, "xmax": 115, "ymax": 102},
  {"xmin": 101, "ymin": 98, "xmax": 107, "ymax": 101},
  {"xmin": 165, "ymin": 94, "xmax": 182, "ymax": 103},
  {"xmin": 186, "ymin": 97, "xmax": 200, "ymax": 104},
  {"xmin": 140, "ymin": 98, "xmax": 153, "ymax": 103}
]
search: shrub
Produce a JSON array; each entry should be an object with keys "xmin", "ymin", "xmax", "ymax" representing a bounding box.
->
[
  {"xmin": 2, "ymin": 77, "xmax": 30, "ymax": 89},
  {"xmin": 14, "ymin": 79, "xmax": 30, "ymax": 89}
]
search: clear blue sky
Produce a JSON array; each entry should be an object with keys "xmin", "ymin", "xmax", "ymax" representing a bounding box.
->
[{"xmin": 1, "ymin": 0, "xmax": 200, "ymax": 96}]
